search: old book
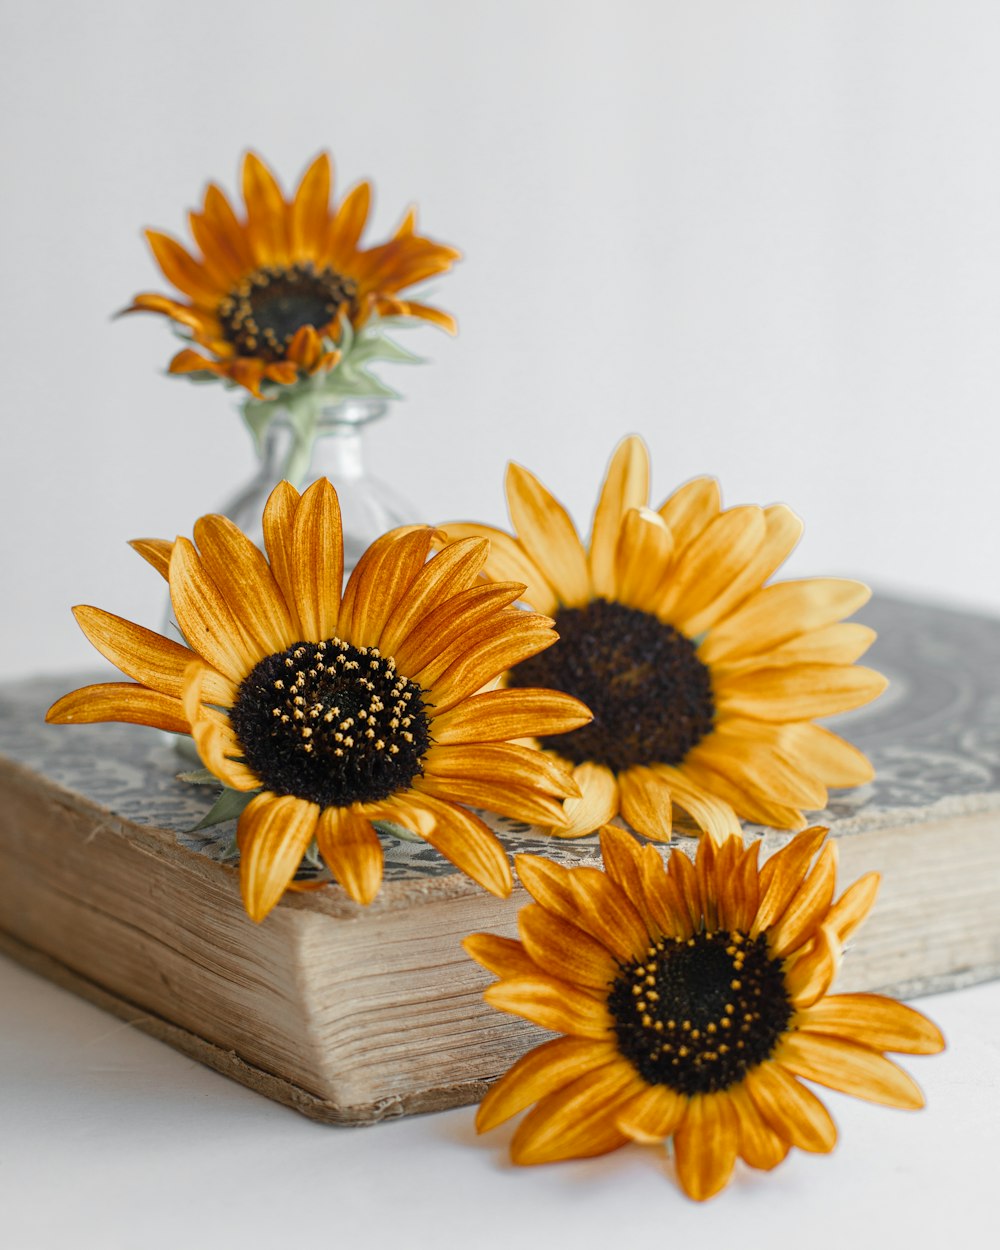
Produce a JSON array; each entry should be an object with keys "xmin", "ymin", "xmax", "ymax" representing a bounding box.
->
[{"xmin": 1, "ymin": 593, "xmax": 998, "ymax": 1125}]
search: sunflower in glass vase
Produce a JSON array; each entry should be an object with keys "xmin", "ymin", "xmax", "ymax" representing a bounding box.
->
[{"xmin": 124, "ymin": 150, "xmax": 460, "ymax": 484}]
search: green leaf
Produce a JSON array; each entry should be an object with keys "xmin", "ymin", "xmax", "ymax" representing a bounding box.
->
[
  {"xmin": 372, "ymin": 818, "xmax": 424, "ymax": 844},
  {"xmin": 189, "ymin": 786, "xmax": 258, "ymax": 832},
  {"xmin": 176, "ymin": 768, "xmax": 220, "ymax": 786}
]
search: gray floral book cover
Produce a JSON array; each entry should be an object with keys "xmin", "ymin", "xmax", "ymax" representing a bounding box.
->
[{"xmin": 1, "ymin": 591, "xmax": 998, "ymax": 882}]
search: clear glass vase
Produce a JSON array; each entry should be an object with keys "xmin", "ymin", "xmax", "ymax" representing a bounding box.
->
[
  {"xmin": 221, "ymin": 396, "xmax": 418, "ymax": 573},
  {"xmin": 165, "ymin": 397, "xmax": 417, "ymax": 762}
]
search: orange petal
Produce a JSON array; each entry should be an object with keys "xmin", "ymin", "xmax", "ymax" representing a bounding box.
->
[
  {"xmin": 261, "ymin": 480, "xmax": 302, "ymax": 634},
  {"xmin": 291, "ymin": 152, "xmax": 333, "ymax": 259},
  {"xmin": 550, "ymin": 761, "xmax": 619, "ymax": 838},
  {"xmin": 315, "ymin": 805, "xmax": 383, "ymax": 904},
  {"xmin": 796, "ymin": 993, "xmax": 945, "ymax": 1055},
  {"xmin": 236, "ymin": 792, "xmax": 319, "ymax": 922},
  {"xmin": 427, "ymin": 688, "xmax": 592, "ymax": 745},
  {"xmin": 673, "ymin": 1092, "xmax": 739, "ymax": 1202},
  {"xmin": 614, "ymin": 507, "xmax": 675, "ymax": 612},
  {"xmin": 744, "ymin": 1060, "xmax": 837, "ymax": 1153},
  {"xmin": 518, "ymin": 904, "xmax": 619, "ymax": 991},
  {"xmin": 128, "ymin": 537, "xmax": 174, "ymax": 581},
  {"xmin": 476, "ymin": 1036, "xmax": 621, "ymax": 1133},
  {"xmin": 290, "ymin": 479, "xmax": 344, "ymax": 640},
  {"xmin": 618, "ymin": 766, "xmax": 673, "ymax": 842},
  {"xmin": 657, "ymin": 476, "xmax": 721, "ymax": 553},
  {"xmin": 768, "ymin": 840, "xmax": 838, "ymax": 957},
  {"xmin": 698, "ymin": 578, "xmax": 872, "ymax": 665},
  {"xmin": 658, "ymin": 506, "xmax": 766, "ymax": 630},
  {"xmin": 589, "ymin": 435, "xmax": 650, "ymax": 598},
  {"xmin": 615, "ymin": 1083, "xmax": 687, "ymax": 1143},
  {"xmin": 509, "ymin": 1061, "xmax": 642, "ymax": 1165},
  {"xmin": 193, "ymin": 513, "xmax": 296, "ymax": 657},
  {"xmin": 378, "ymin": 537, "xmax": 490, "ymax": 655},
  {"xmin": 423, "ymin": 741, "xmax": 578, "ymax": 798},
  {"xmin": 340, "ymin": 526, "xmax": 436, "ymax": 649},
  {"xmin": 462, "ymin": 933, "xmax": 540, "ymax": 980},
  {"xmin": 505, "ymin": 462, "xmax": 592, "ymax": 606},
  {"xmin": 71, "ymin": 606, "xmax": 195, "ymax": 698},
  {"xmin": 144, "ymin": 229, "xmax": 220, "ymax": 306},
  {"xmin": 169, "ymin": 537, "xmax": 258, "ymax": 682},
  {"xmin": 46, "ymin": 682, "xmax": 188, "ymax": 734},
  {"xmin": 388, "ymin": 790, "xmax": 512, "ymax": 897},
  {"xmin": 777, "ymin": 1031, "xmax": 926, "ymax": 1109},
  {"xmin": 435, "ymin": 522, "xmax": 558, "ymax": 614},
  {"xmin": 484, "ymin": 974, "xmax": 613, "ymax": 1038}
]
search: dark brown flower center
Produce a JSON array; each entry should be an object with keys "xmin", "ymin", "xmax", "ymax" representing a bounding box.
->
[
  {"xmin": 607, "ymin": 929, "xmax": 791, "ymax": 1095},
  {"xmin": 229, "ymin": 638, "xmax": 430, "ymax": 807},
  {"xmin": 217, "ymin": 262, "xmax": 356, "ymax": 362},
  {"xmin": 506, "ymin": 599, "xmax": 714, "ymax": 772}
]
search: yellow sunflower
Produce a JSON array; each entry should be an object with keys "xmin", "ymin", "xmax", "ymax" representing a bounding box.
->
[
  {"xmin": 46, "ymin": 479, "xmax": 590, "ymax": 921},
  {"xmin": 442, "ymin": 436, "xmax": 887, "ymax": 840},
  {"xmin": 465, "ymin": 824, "xmax": 944, "ymax": 1201},
  {"xmin": 125, "ymin": 150, "xmax": 460, "ymax": 397}
]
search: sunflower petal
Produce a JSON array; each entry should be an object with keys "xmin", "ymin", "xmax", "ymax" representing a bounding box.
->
[
  {"xmin": 660, "ymin": 506, "xmax": 766, "ymax": 630},
  {"xmin": 462, "ymin": 933, "xmax": 541, "ymax": 980},
  {"xmin": 390, "ymin": 790, "xmax": 512, "ymax": 897},
  {"xmin": 193, "ymin": 513, "xmax": 296, "ymax": 656},
  {"xmin": 518, "ymin": 904, "xmax": 619, "ymax": 991},
  {"xmin": 618, "ymin": 766, "xmax": 673, "ymax": 842},
  {"xmin": 236, "ymin": 792, "xmax": 319, "ymax": 922},
  {"xmin": 768, "ymin": 840, "xmax": 838, "ymax": 957},
  {"xmin": 589, "ymin": 435, "xmax": 650, "ymax": 598},
  {"xmin": 777, "ymin": 1031, "xmax": 926, "ymax": 1109},
  {"xmin": 744, "ymin": 1061, "xmax": 837, "ymax": 1153},
  {"xmin": 614, "ymin": 507, "xmax": 675, "ymax": 612},
  {"xmin": 826, "ymin": 871, "xmax": 881, "ymax": 943},
  {"xmin": 169, "ymin": 537, "xmax": 257, "ymax": 682},
  {"xmin": 509, "ymin": 1061, "xmax": 642, "ymax": 1165},
  {"xmin": 615, "ymin": 1084, "xmax": 687, "ymax": 1143},
  {"xmin": 291, "ymin": 152, "xmax": 332, "ymax": 259},
  {"xmin": 46, "ymin": 682, "xmax": 189, "ymax": 734},
  {"xmin": 71, "ymin": 606, "xmax": 195, "ymax": 699},
  {"xmin": 550, "ymin": 762, "xmax": 620, "ymax": 837},
  {"xmin": 427, "ymin": 688, "xmax": 592, "ymax": 745},
  {"xmin": 673, "ymin": 1092, "xmax": 739, "ymax": 1202},
  {"xmin": 436, "ymin": 523, "xmax": 558, "ymax": 614},
  {"xmin": 315, "ymin": 805, "xmax": 383, "ymax": 905},
  {"xmin": 506, "ymin": 462, "xmax": 592, "ymax": 606},
  {"xmin": 340, "ymin": 526, "xmax": 436, "ymax": 648},
  {"xmin": 378, "ymin": 537, "xmax": 489, "ymax": 655},
  {"xmin": 698, "ymin": 578, "xmax": 872, "ymax": 665},
  {"xmin": 657, "ymin": 476, "xmax": 721, "ymax": 553},
  {"xmin": 128, "ymin": 537, "xmax": 174, "ymax": 580},
  {"xmin": 484, "ymin": 974, "xmax": 613, "ymax": 1038},
  {"xmin": 715, "ymin": 664, "xmax": 888, "ymax": 722},
  {"xmin": 476, "ymin": 1036, "xmax": 622, "ymax": 1133},
  {"xmin": 290, "ymin": 478, "xmax": 343, "ymax": 641},
  {"xmin": 728, "ymin": 1082, "xmax": 790, "ymax": 1171},
  {"xmin": 796, "ymin": 994, "xmax": 945, "ymax": 1055}
]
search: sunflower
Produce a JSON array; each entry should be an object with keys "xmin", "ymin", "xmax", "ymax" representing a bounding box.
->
[
  {"xmin": 125, "ymin": 150, "xmax": 460, "ymax": 397},
  {"xmin": 441, "ymin": 436, "xmax": 887, "ymax": 840},
  {"xmin": 46, "ymin": 479, "xmax": 590, "ymax": 921},
  {"xmin": 465, "ymin": 824, "xmax": 944, "ymax": 1201}
]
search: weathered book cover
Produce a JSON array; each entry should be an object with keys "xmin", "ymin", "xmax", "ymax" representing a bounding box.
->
[{"xmin": 1, "ymin": 593, "xmax": 998, "ymax": 1124}]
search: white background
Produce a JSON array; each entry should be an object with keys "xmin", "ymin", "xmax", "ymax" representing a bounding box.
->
[
  {"xmin": 2, "ymin": 956, "xmax": 996, "ymax": 1250},
  {"xmin": 1, "ymin": 0, "xmax": 1000, "ymax": 683}
]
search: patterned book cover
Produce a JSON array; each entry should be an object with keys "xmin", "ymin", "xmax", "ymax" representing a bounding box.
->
[{"xmin": 1, "ymin": 591, "xmax": 998, "ymax": 879}]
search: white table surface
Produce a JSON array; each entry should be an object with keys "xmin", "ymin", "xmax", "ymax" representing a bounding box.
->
[{"xmin": 1, "ymin": 957, "xmax": 996, "ymax": 1250}]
